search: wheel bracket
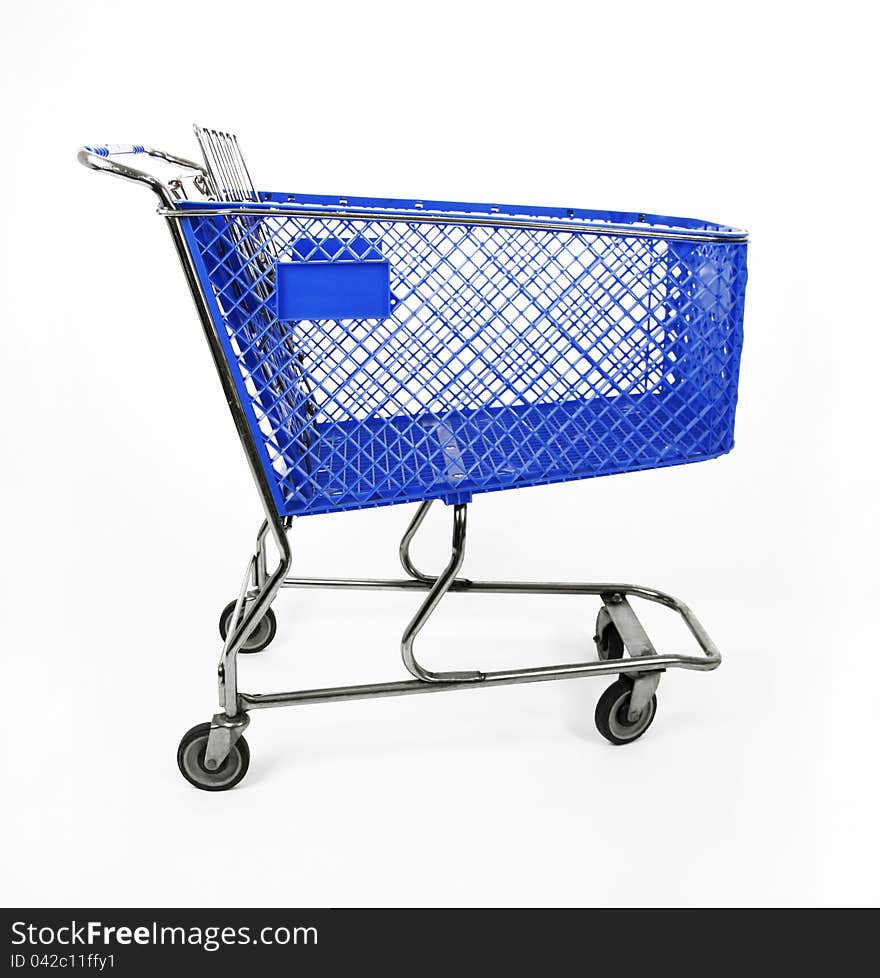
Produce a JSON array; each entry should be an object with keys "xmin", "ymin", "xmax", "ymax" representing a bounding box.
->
[
  {"xmin": 628, "ymin": 672, "xmax": 662, "ymax": 722},
  {"xmin": 204, "ymin": 712, "xmax": 250, "ymax": 770},
  {"xmin": 600, "ymin": 591, "xmax": 664, "ymax": 720}
]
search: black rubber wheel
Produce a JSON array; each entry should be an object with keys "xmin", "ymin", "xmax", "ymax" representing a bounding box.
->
[
  {"xmin": 177, "ymin": 722, "xmax": 250, "ymax": 791},
  {"xmin": 594, "ymin": 608, "xmax": 624, "ymax": 661},
  {"xmin": 219, "ymin": 600, "xmax": 277, "ymax": 654},
  {"xmin": 594, "ymin": 677, "xmax": 657, "ymax": 745}
]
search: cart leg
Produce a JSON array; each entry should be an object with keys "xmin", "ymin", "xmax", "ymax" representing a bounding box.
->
[
  {"xmin": 400, "ymin": 499, "xmax": 474, "ymax": 586},
  {"xmin": 217, "ymin": 520, "xmax": 281, "ymax": 654},
  {"xmin": 208, "ymin": 511, "xmax": 292, "ymax": 764},
  {"xmin": 253, "ymin": 519, "xmax": 269, "ymax": 590},
  {"xmin": 399, "ymin": 500, "xmax": 434, "ymax": 582},
  {"xmin": 401, "ymin": 503, "xmax": 482, "ymax": 683}
]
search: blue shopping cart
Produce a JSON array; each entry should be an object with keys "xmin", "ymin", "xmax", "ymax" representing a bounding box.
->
[{"xmin": 79, "ymin": 128, "xmax": 748, "ymax": 790}]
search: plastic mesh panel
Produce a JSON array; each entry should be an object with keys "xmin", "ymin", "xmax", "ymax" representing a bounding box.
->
[{"xmin": 183, "ymin": 209, "xmax": 746, "ymax": 516}]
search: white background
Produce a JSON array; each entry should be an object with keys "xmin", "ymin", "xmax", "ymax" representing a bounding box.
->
[{"xmin": 1, "ymin": 1, "xmax": 877, "ymax": 908}]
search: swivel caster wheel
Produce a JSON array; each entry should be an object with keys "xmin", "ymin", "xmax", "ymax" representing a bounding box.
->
[
  {"xmin": 594, "ymin": 607, "xmax": 624, "ymax": 661},
  {"xmin": 177, "ymin": 722, "xmax": 250, "ymax": 791},
  {"xmin": 594, "ymin": 677, "xmax": 657, "ymax": 745},
  {"xmin": 219, "ymin": 600, "xmax": 277, "ymax": 653}
]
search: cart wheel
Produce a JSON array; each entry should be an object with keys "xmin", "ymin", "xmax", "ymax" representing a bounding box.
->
[
  {"xmin": 177, "ymin": 722, "xmax": 250, "ymax": 791},
  {"xmin": 594, "ymin": 677, "xmax": 657, "ymax": 745},
  {"xmin": 219, "ymin": 600, "xmax": 277, "ymax": 653},
  {"xmin": 594, "ymin": 608, "xmax": 624, "ymax": 661}
]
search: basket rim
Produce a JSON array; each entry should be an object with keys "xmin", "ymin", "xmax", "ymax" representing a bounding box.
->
[{"xmin": 168, "ymin": 191, "xmax": 748, "ymax": 243}]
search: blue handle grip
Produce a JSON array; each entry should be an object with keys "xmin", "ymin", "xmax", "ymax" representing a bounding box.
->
[{"xmin": 81, "ymin": 144, "xmax": 147, "ymax": 158}]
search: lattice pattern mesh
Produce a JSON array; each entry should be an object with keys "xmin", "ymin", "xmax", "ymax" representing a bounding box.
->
[{"xmin": 184, "ymin": 210, "xmax": 746, "ymax": 516}]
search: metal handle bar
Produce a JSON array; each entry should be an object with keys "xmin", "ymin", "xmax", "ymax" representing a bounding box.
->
[{"xmin": 77, "ymin": 144, "xmax": 207, "ymax": 206}]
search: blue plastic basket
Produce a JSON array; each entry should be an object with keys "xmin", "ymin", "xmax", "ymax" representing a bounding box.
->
[{"xmin": 179, "ymin": 193, "xmax": 747, "ymax": 518}]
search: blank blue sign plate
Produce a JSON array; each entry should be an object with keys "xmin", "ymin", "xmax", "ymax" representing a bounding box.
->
[{"xmin": 276, "ymin": 260, "xmax": 391, "ymax": 321}]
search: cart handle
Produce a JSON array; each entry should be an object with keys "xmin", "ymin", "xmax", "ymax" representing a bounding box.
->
[{"xmin": 77, "ymin": 143, "xmax": 208, "ymax": 206}]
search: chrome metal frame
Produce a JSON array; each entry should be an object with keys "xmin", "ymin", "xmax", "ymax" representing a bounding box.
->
[
  {"xmin": 78, "ymin": 142, "xmax": 722, "ymax": 769},
  {"xmin": 226, "ymin": 500, "xmax": 719, "ymax": 720},
  {"xmin": 159, "ymin": 204, "xmax": 749, "ymax": 244}
]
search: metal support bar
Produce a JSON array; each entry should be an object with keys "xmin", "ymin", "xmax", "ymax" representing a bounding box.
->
[
  {"xmin": 276, "ymin": 574, "xmax": 719, "ymax": 653},
  {"xmin": 399, "ymin": 500, "xmax": 434, "ymax": 583},
  {"xmin": 400, "ymin": 504, "xmax": 482, "ymax": 682},
  {"xmin": 244, "ymin": 568, "xmax": 720, "ymax": 713},
  {"xmin": 237, "ymin": 649, "xmax": 698, "ymax": 712},
  {"xmin": 218, "ymin": 516, "xmax": 291, "ymax": 720},
  {"xmin": 398, "ymin": 498, "xmax": 476, "ymax": 588},
  {"xmin": 254, "ymin": 520, "xmax": 269, "ymax": 590}
]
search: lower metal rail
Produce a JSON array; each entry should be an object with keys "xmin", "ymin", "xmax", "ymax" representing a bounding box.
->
[{"xmin": 224, "ymin": 500, "xmax": 719, "ymax": 720}]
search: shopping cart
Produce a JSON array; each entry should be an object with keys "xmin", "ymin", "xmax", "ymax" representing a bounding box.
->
[{"xmin": 78, "ymin": 128, "xmax": 748, "ymax": 790}]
